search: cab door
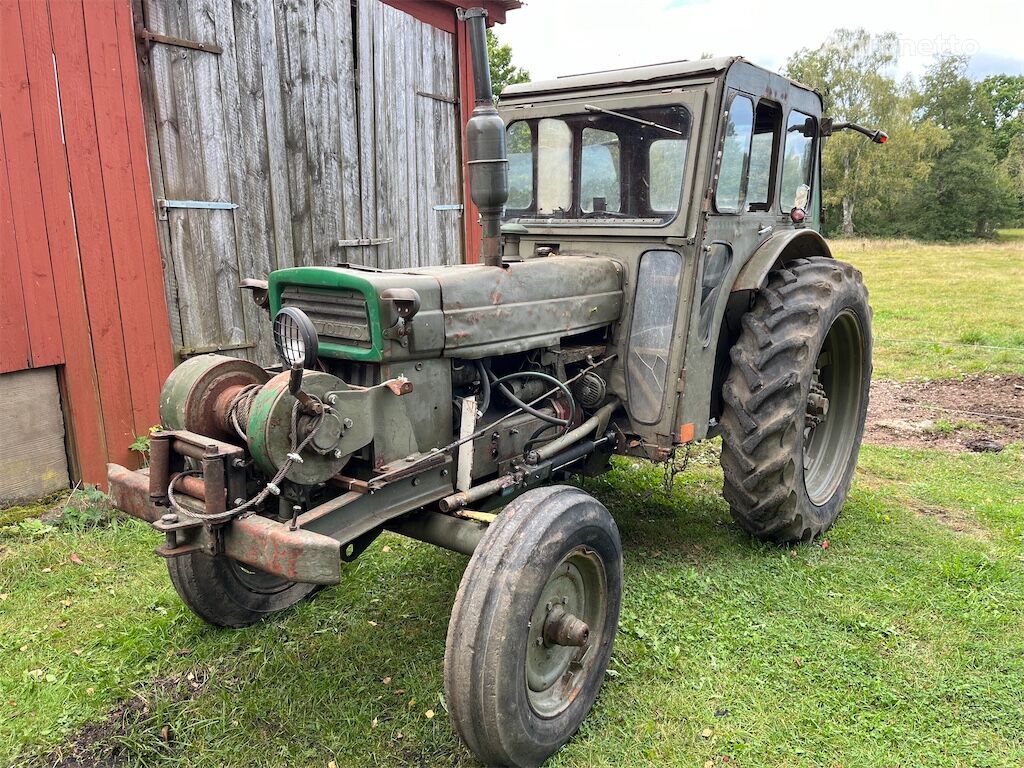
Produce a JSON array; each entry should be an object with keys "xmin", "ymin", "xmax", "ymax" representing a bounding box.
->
[{"xmin": 674, "ymin": 87, "xmax": 784, "ymax": 438}]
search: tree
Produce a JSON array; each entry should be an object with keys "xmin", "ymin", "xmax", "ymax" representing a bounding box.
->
[
  {"xmin": 487, "ymin": 29, "xmax": 529, "ymax": 102},
  {"xmin": 977, "ymin": 74, "xmax": 1024, "ymax": 162},
  {"xmin": 914, "ymin": 56, "xmax": 1019, "ymax": 238},
  {"xmin": 786, "ymin": 29, "xmax": 939, "ymax": 237}
]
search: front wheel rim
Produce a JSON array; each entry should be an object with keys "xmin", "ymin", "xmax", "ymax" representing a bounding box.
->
[
  {"xmin": 228, "ymin": 559, "xmax": 295, "ymax": 595},
  {"xmin": 525, "ymin": 546, "xmax": 608, "ymax": 719},
  {"xmin": 803, "ymin": 309, "xmax": 865, "ymax": 506}
]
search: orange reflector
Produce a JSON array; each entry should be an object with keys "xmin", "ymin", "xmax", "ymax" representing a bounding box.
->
[{"xmin": 678, "ymin": 423, "xmax": 695, "ymax": 443}]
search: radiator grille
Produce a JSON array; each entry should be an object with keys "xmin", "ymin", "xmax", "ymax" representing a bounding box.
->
[{"xmin": 280, "ymin": 286, "xmax": 371, "ymax": 349}]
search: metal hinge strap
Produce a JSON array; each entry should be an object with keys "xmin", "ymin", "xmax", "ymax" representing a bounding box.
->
[
  {"xmin": 416, "ymin": 89, "xmax": 458, "ymax": 105},
  {"xmin": 135, "ymin": 25, "xmax": 223, "ymax": 55},
  {"xmin": 432, "ymin": 204, "xmax": 464, "ymax": 212},
  {"xmin": 336, "ymin": 237, "xmax": 394, "ymax": 247},
  {"xmin": 158, "ymin": 199, "xmax": 238, "ymax": 220}
]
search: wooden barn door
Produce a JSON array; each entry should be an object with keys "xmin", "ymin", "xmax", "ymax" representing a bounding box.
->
[
  {"xmin": 355, "ymin": 0, "xmax": 464, "ymax": 271},
  {"xmin": 135, "ymin": 0, "xmax": 463, "ymax": 365}
]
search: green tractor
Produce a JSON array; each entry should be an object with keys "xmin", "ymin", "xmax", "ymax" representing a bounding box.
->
[{"xmin": 108, "ymin": 9, "xmax": 886, "ymax": 766}]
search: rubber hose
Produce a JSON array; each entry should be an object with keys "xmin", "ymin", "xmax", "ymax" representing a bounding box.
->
[
  {"xmin": 488, "ymin": 370, "xmax": 576, "ymax": 428},
  {"xmin": 473, "ymin": 360, "xmax": 491, "ymax": 415}
]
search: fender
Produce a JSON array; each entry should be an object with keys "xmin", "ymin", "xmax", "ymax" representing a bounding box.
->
[{"xmin": 731, "ymin": 229, "xmax": 832, "ymax": 292}]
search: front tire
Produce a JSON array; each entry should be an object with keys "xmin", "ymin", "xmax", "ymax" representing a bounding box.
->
[
  {"xmin": 720, "ymin": 257, "xmax": 872, "ymax": 543},
  {"xmin": 167, "ymin": 552, "xmax": 318, "ymax": 628},
  {"xmin": 444, "ymin": 486, "xmax": 622, "ymax": 767}
]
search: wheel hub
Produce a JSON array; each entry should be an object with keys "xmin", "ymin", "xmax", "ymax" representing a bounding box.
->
[
  {"xmin": 543, "ymin": 604, "xmax": 591, "ymax": 648},
  {"xmin": 805, "ymin": 371, "xmax": 829, "ymax": 428},
  {"xmin": 802, "ymin": 309, "xmax": 865, "ymax": 506},
  {"xmin": 525, "ymin": 546, "xmax": 607, "ymax": 718}
]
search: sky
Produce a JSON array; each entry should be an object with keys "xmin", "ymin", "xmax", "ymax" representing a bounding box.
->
[{"xmin": 494, "ymin": 0, "xmax": 1024, "ymax": 85}]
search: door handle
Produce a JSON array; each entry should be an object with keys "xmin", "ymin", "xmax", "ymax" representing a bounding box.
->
[{"xmin": 758, "ymin": 224, "xmax": 773, "ymax": 236}]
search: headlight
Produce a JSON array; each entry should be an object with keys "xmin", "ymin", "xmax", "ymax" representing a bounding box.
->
[{"xmin": 273, "ymin": 307, "xmax": 319, "ymax": 368}]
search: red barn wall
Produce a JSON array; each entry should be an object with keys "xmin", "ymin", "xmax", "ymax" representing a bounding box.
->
[{"xmin": 0, "ymin": 0, "xmax": 173, "ymax": 487}]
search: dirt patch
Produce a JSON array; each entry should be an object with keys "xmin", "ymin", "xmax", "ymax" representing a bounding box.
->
[
  {"xmin": 865, "ymin": 374, "xmax": 1024, "ymax": 451},
  {"xmin": 44, "ymin": 672, "xmax": 207, "ymax": 767},
  {"xmin": 915, "ymin": 505, "xmax": 993, "ymax": 541}
]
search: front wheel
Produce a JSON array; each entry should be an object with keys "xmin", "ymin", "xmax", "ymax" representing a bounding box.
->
[
  {"xmin": 167, "ymin": 552, "xmax": 319, "ymax": 628},
  {"xmin": 444, "ymin": 486, "xmax": 622, "ymax": 767},
  {"xmin": 720, "ymin": 257, "xmax": 872, "ymax": 543}
]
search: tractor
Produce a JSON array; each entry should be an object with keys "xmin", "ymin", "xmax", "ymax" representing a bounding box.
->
[{"xmin": 107, "ymin": 8, "xmax": 886, "ymax": 766}]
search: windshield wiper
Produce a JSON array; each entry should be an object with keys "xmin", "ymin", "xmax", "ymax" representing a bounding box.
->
[{"xmin": 584, "ymin": 104, "xmax": 683, "ymax": 136}]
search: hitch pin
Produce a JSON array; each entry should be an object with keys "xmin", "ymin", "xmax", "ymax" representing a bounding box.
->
[{"xmin": 289, "ymin": 504, "xmax": 301, "ymax": 531}]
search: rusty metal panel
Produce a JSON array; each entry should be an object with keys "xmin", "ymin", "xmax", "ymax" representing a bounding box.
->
[{"xmin": 420, "ymin": 257, "xmax": 623, "ymax": 358}]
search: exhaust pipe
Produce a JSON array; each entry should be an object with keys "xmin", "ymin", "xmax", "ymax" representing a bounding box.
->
[{"xmin": 459, "ymin": 7, "xmax": 508, "ymax": 267}]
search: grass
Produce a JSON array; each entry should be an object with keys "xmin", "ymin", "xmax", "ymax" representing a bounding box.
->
[
  {"xmin": 1, "ymin": 444, "xmax": 1022, "ymax": 768},
  {"xmin": 2, "ymin": 234, "xmax": 1023, "ymax": 766},
  {"xmin": 833, "ymin": 230, "xmax": 1024, "ymax": 380}
]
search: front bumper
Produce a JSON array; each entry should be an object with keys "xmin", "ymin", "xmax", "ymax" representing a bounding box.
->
[{"xmin": 107, "ymin": 464, "xmax": 343, "ymax": 584}]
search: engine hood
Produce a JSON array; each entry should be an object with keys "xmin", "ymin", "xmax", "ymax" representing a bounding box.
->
[{"xmin": 270, "ymin": 256, "xmax": 623, "ymax": 361}]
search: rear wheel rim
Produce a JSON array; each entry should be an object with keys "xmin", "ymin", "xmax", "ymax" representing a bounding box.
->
[
  {"xmin": 525, "ymin": 546, "xmax": 608, "ymax": 719},
  {"xmin": 803, "ymin": 309, "xmax": 865, "ymax": 506}
]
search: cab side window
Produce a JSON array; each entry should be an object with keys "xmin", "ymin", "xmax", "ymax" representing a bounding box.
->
[
  {"xmin": 781, "ymin": 111, "xmax": 816, "ymax": 211},
  {"xmin": 746, "ymin": 101, "xmax": 781, "ymax": 210},
  {"xmin": 715, "ymin": 96, "xmax": 753, "ymax": 213}
]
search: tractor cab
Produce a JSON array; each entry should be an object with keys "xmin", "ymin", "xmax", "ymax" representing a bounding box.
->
[{"xmin": 496, "ymin": 58, "xmax": 831, "ymax": 454}]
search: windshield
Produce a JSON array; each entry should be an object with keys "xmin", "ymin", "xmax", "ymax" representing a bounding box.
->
[{"xmin": 504, "ymin": 104, "xmax": 691, "ymax": 225}]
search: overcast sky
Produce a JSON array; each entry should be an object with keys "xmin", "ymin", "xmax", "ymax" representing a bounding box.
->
[{"xmin": 494, "ymin": 0, "xmax": 1024, "ymax": 85}]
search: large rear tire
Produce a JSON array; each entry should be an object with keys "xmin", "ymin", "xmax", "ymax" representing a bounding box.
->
[
  {"xmin": 167, "ymin": 552, "xmax": 319, "ymax": 628},
  {"xmin": 720, "ymin": 257, "xmax": 871, "ymax": 543},
  {"xmin": 444, "ymin": 486, "xmax": 622, "ymax": 767}
]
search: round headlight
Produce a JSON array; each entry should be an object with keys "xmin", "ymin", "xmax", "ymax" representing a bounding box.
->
[{"xmin": 273, "ymin": 307, "xmax": 319, "ymax": 368}]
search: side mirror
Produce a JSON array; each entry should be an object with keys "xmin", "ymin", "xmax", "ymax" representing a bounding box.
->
[{"xmin": 821, "ymin": 118, "xmax": 889, "ymax": 144}]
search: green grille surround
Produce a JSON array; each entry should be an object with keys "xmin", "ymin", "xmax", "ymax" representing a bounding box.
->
[{"xmin": 269, "ymin": 267, "xmax": 385, "ymax": 362}]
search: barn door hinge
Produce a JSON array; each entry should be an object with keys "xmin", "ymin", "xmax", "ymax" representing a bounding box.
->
[
  {"xmin": 336, "ymin": 237, "xmax": 394, "ymax": 247},
  {"xmin": 135, "ymin": 25, "xmax": 223, "ymax": 55},
  {"xmin": 432, "ymin": 204, "xmax": 464, "ymax": 213},
  {"xmin": 157, "ymin": 198, "xmax": 238, "ymax": 220},
  {"xmin": 416, "ymin": 89, "xmax": 458, "ymax": 105}
]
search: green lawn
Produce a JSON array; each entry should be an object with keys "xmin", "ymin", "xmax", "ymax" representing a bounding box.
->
[
  {"xmin": 2, "ymin": 235, "xmax": 1023, "ymax": 767},
  {"xmin": 834, "ymin": 231, "xmax": 1024, "ymax": 380}
]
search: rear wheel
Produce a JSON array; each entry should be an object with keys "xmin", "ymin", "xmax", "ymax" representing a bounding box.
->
[
  {"xmin": 720, "ymin": 257, "xmax": 871, "ymax": 543},
  {"xmin": 444, "ymin": 486, "xmax": 622, "ymax": 767},
  {"xmin": 167, "ymin": 552, "xmax": 318, "ymax": 628}
]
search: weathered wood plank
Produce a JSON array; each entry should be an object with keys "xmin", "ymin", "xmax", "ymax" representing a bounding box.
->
[
  {"xmin": 436, "ymin": 26, "xmax": 463, "ymax": 264},
  {"xmin": 335, "ymin": 0, "xmax": 362, "ymax": 260},
  {"xmin": 277, "ymin": 1, "xmax": 315, "ymax": 266},
  {"xmin": 114, "ymin": 0, "xmax": 175, "ymax": 381},
  {"xmin": 83, "ymin": 0, "xmax": 167, "ymax": 434},
  {"xmin": 0, "ymin": 1, "xmax": 62, "ymax": 368},
  {"xmin": 0, "ymin": 114, "xmax": 30, "ymax": 374},
  {"xmin": 131, "ymin": 0, "xmax": 185, "ymax": 355},
  {"xmin": 356, "ymin": 0, "xmax": 379, "ymax": 266},
  {"xmin": 19, "ymin": 0, "xmax": 107, "ymax": 479},
  {"xmin": 400, "ymin": 10, "xmax": 418, "ymax": 269},
  {"xmin": 144, "ymin": 0, "xmax": 220, "ymax": 352},
  {"xmin": 213, "ymin": 0, "xmax": 276, "ymax": 363},
  {"xmin": 255, "ymin": 0, "xmax": 294, "ymax": 271},
  {"xmin": 184, "ymin": 0, "xmax": 246, "ymax": 349},
  {"xmin": 374, "ymin": 2, "xmax": 396, "ymax": 268},
  {"xmin": 50, "ymin": 0, "xmax": 136, "ymax": 466},
  {"xmin": 417, "ymin": 20, "xmax": 435, "ymax": 266},
  {"xmin": 308, "ymin": 0, "xmax": 341, "ymax": 267}
]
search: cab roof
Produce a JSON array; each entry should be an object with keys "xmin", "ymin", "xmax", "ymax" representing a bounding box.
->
[{"xmin": 500, "ymin": 56, "xmax": 815, "ymax": 100}]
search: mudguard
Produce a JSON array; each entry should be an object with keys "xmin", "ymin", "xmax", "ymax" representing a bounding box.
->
[{"xmin": 731, "ymin": 229, "xmax": 832, "ymax": 292}]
